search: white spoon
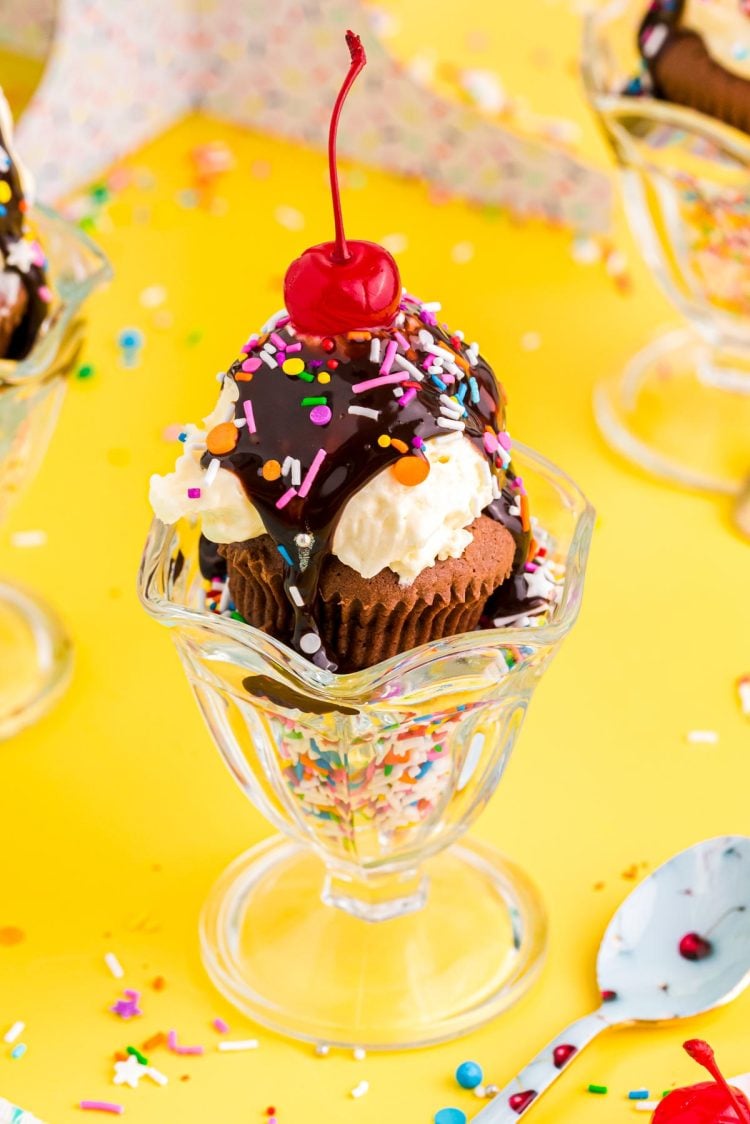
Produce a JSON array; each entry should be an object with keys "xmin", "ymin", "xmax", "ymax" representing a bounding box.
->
[{"xmin": 473, "ymin": 835, "xmax": 750, "ymax": 1121}]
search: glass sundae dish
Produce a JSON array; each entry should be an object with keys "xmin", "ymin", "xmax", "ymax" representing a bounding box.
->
[
  {"xmin": 583, "ymin": 0, "xmax": 750, "ymax": 497},
  {"xmin": 140, "ymin": 32, "xmax": 594, "ymax": 1048}
]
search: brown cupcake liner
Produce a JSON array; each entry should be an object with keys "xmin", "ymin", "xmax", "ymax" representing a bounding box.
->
[{"xmin": 220, "ymin": 514, "xmax": 514, "ymax": 672}]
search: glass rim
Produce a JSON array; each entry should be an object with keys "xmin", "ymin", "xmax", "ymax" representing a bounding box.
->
[
  {"xmin": 581, "ymin": 7, "xmax": 750, "ymax": 164},
  {"xmin": 0, "ymin": 201, "xmax": 112, "ymax": 387},
  {"xmin": 138, "ymin": 441, "xmax": 595, "ymax": 699}
]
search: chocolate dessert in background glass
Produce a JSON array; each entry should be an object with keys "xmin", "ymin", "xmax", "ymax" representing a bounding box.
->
[
  {"xmin": 0, "ymin": 90, "xmax": 111, "ymax": 738},
  {"xmin": 141, "ymin": 32, "xmax": 593, "ymax": 1048},
  {"xmin": 583, "ymin": 0, "xmax": 750, "ymax": 501}
]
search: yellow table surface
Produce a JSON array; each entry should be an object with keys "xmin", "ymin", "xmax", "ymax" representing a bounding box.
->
[{"xmin": 1, "ymin": 7, "xmax": 749, "ymax": 1121}]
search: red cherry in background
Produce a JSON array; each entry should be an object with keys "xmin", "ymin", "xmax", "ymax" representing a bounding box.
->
[
  {"xmin": 653, "ymin": 1040, "xmax": 750, "ymax": 1124},
  {"xmin": 283, "ymin": 31, "xmax": 401, "ymax": 336}
]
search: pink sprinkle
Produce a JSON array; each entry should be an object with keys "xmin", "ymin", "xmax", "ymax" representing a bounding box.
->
[
  {"xmin": 411, "ymin": 435, "xmax": 424, "ymax": 448},
  {"xmin": 241, "ymin": 357, "xmax": 262, "ymax": 373},
  {"xmin": 394, "ymin": 331, "xmax": 409, "ymax": 351},
  {"xmin": 310, "ymin": 404, "xmax": 332, "ymax": 426},
  {"xmin": 379, "ymin": 339, "xmax": 398, "ymax": 375},
  {"xmin": 286, "ymin": 342, "xmax": 302, "ymax": 353},
  {"xmin": 352, "ymin": 371, "xmax": 407, "ymax": 393},
  {"xmin": 399, "ymin": 387, "xmax": 417, "ymax": 408},
  {"xmin": 38, "ymin": 285, "xmax": 52, "ymax": 302},
  {"xmin": 241, "ymin": 335, "xmax": 259, "ymax": 354},
  {"xmin": 276, "ymin": 487, "xmax": 297, "ymax": 509},
  {"xmin": 168, "ymin": 1029, "xmax": 204, "ymax": 1055},
  {"xmin": 243, "ymin": 400, "xmax": 256, "ymax": 433},
  {"xmin": 275, "ymin": 315, "xmax": 291, "ymax": 328},
  {"xmin": 498, "ymin": 432, "xmax": 512, "ymax": 450},
  {"xmin": 298, "ymin": 448, "xmax": 326, "ymax": 498},
  {"xmin": 213, "ymin": 1018, "xmax": 230, "ymax": 1034},
  {"xmin": 79, "ymin": 1103, "xmax": 124, "ymax": 1115},
  {"xmin": 524, "ymin": 563, "xmax": 538, "ymax": 572},
  {"xmin": 483, "ymin": 433, "xmax": 498, "ymax": 455},
  {"xmin": 270, "ymin": 332, "xmax": 286, "ymax": 349},
  {"xmin": 187, "ymin": 488, "xmax": 201, "ymax": 499},
  {"xmin": 421, "ymin": 356, "xmax": 432, "ymax": 370}
]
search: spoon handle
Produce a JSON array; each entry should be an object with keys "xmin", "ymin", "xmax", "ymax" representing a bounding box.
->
[{"xmin": 472, "ymin": 1010, "xmax": 613, "ymax": 1121}]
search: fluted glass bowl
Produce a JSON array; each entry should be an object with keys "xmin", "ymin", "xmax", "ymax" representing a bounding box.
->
[
  {"xmin": 139, "ymin": 443, "xmax": 593, "ymax": 1048},
  {"xmin": 583, "ymin": 1, "xmax": 750, "ymax": 497},
  {"xmin": 0, "ymin": 206, "xmax": 111, "ymax": 738}
]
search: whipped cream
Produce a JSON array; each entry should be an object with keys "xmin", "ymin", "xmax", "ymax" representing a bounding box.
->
[{"xmin": 150, "ymin": 432, "xmax": 493, "ymax": 585}]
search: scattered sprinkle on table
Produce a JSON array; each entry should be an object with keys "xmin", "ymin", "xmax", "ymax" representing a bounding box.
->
[
  {"xmin": 3, "ymin": 1020, "xmax": 25, "ymax": 1043},
  {"xmin": 10, "ymin": 530, "xmax": 47, "ymax": 548},
  {"xmin": 314, "ymin": 1043, "xmax": 330, "ymax": 1056},
  {"xmin": 737, "ymin": 675, "xmax": 750, "ymax": 718},
  {"xmin": 686, "ymin": 730, "xmax": 720, "ymax": 745},
  {"xmin": 456, "ymin": 1061, "xmax": 483, "ymax": 1089},
  {"xmin": 434, "ymin": 1110, "xmax": 467, "ymax": 1124},
  {"xmin": 10, "ymin": 1043, "xmax": 27, "ymax": 1059},
  {"xmin": 353, "ymin": 1046, "xmax": 366, "ymax": 1061},
  {"xmin": 212, "ymin": 1017, "xmax": 229, "ymax": 1034},
  {"xmin": 351, "ymin": 1081, "xmax": 369, "ymax": 1099},
  {"xmin": 104, "ymin": 952, "xmax": 124, "ymax": 979},
  {"xmin": 629, "ymin": 1089, "xmax": 650, "ymax": 1100},
  {"xmin": 79, "ymin": 1103, "xmax": 124, "ymax": 1115},
  {"xmin": 217, "ymin": 1038, "xmax": 259, "ymax": 1052},
  {"xmin": 587, "ymin": 1084, "xmax": 608, "ymax": 1094}
]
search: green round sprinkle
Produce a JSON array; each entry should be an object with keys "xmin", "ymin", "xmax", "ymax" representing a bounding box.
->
[
  {"xmin": 90, "ymin": 183, "xmax": 109, "ymax": 203},
  {"xmin": 76, "ymin": 363, "xmax": 95, "ymax": 380},
  {"xmin": 587, "ymin": 1085, "xmax": 608, "ymax": 1095},
  {"xmin": 301, "ymin": 396, "xmax": 327, "ymax": 406}
]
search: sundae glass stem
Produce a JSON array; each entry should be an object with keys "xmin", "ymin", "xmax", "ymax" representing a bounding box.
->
[
  {"xmin": 695, "ymin": 333, "xmax": 750, "ymax": 394},
  {"xmin": 321, "ymin": 860, "xmax": 428, "ymax": 922}
]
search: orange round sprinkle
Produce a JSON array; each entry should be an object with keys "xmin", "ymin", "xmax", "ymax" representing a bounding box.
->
[
  {"xmin": 317, "ymin": 372, "xmax": 331, "ymax": 384},
  {"xmin": 0, "ymin": 926, "xmax": 25, "ymax": 946},
  {"xmin": 262, "ymin": 459, "xmax": 282, "ymax": 481},
  {"xmin": 206, "ymin": 422, "xmax": 239, "ymax": 455},
  {"xmin": 391, "ymin": 456, "xmax": 430, "ymax": 486}
]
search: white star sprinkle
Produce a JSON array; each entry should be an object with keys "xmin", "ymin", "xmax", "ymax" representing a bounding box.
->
[{"xmin": 6, "ymin": 240, "xmax": 35, "ymax": 273}]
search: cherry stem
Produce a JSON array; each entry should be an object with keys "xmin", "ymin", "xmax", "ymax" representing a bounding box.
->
[
  {"xmin": 328, "ymin": 30, "xmax": 366, "ymax": 264},
  {"xmin": 684, "ymin": 1040, "xmax": 750, "ymax": 1123}
]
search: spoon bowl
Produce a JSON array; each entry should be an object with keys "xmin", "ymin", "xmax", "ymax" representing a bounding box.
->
[
  {"xmin": 598, "ymin": 836, "xmax": 750, "ymax": 1023},
  {"xmin": 474, "ymin": 836, "xmax": 750, "ymax": 1122}
]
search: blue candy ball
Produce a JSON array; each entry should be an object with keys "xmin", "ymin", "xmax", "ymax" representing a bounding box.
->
[
  {"xmin": 434, "ymin": 1110, "xmax": 467, "ymax": 1124},
  {"xmin": 456, "ymin": 1061, "xmax": 483, "ymax": 1089}
]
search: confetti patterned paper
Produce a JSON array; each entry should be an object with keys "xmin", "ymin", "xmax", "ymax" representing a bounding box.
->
[{"xmin": 13, "ymin": 0, "xmax": 609, "ymax": 230}]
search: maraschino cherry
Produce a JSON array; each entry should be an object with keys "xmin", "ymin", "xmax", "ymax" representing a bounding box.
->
[
  {"xmin": 283, "ymin": 30, "xmax": 401, "ymax": 336},
  {"xmin": 653, "ymin": 1039, "xmax": 750, "ymax": 1123}
]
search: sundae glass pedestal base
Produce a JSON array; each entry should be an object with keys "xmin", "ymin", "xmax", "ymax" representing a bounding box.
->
[
  {"xmin": 200, "ymin": 835, "xmax": 546, "ymax": 1050},
  {"xmin": 0, "ymin": 580, "xmax": 72, "ymax": 739},
  {"xmin": 595, "ymin": 327, "xmax": 750, "ymax": 495}
]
